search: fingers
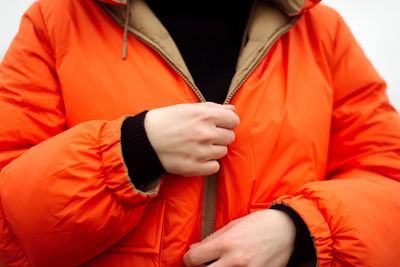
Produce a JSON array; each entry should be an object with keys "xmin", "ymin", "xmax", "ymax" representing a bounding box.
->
[
  {"xmin": 203, "ymin": 220, "xmax": 240, "ymax": 241},
  {"xmin": 202, "ymin": 102, "xmax": 235, "ymax": 111},
  {"xmin": 198, "ymin": 160, "xmax": 220, "ymax": 176},
  {"xmin": 184, "ymin": 221, "xmax": 241, "ymax": 266},
  {"xmin": 181, "ymin": 146, "xmax": 226, "ymax": 176},
  {"xmin": 196, "ymin": 144, "xmax": 226, "ymax": 161},
  {"xmin": 213, "ymin": 109, "xmax": 239, "ymax": 130},
  {"xmin": 144, "ymin": 102, "xmax": 238, "ymax": 177},
  {"xmin": 200, "ymin": 103, "xmax": 239, "ymax": 130},
  {"xmin": 183, "ymin": 236, "xmax": 222, "ymax": 267},
  {"xmin": 213, "ymin": 128, "xmax": 235, "ymax": 146}
]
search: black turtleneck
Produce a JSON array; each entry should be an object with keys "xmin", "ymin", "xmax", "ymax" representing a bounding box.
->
[{"xmin": 146, "ymin": 0, "xmax": 252, "ymax": 103}]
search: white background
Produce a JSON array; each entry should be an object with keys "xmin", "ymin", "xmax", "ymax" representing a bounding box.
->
[{"xmin": 1, "ymin": 0, "xmax": 399, "ymax": 111}]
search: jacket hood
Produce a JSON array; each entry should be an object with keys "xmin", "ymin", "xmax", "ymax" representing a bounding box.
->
[{"xmin": 98, "ymin": 0, "xmax": 321, "ymax": 16}]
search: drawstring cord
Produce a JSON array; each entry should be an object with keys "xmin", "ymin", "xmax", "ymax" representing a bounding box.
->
[{"xmin": 122, "ymin": 0, "xmax": 131, "ymax": 59}]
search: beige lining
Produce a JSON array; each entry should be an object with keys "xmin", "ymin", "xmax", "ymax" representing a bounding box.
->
[
  {"xmin": 270, "ymin": 0, "xmax": 306, "ymax": 16},
  {"xmin": 99, "ymin": 0, "xmax": 195, "ymax": 89},
  {"xmin": 99, "ymin": 0, "xmax": 303, "ymax": 101},
  {"xmin": 226, "ymin": 0, "xmax": 299, "ymax": 101},
  {"xmin": 110, "ymin": 0, "xmax": 127, "ymax": 4}
]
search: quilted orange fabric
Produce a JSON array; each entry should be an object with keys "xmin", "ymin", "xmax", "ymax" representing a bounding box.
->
[{"xmin": 1, "ymin": 0, "xmax": 400, "ymax": 266}]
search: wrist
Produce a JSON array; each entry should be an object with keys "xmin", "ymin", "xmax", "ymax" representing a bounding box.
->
[
  {"xmin": 121, "ymin": 111, "xmax": 166, "ymax": 191},
  {"xmin": 270, "ymin": 204, "xmax": 317, "ymax": 266}
]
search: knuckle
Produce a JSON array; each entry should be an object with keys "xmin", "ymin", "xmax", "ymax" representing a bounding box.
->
[
  {"xmin": 180, "ymin": 160, "xmax": 201, "ymax": 177},
  {"xmin": 220, "ymin": 236, "xmax": 232, "ymax": 252},
  {"xmin": 190, "ymin": 108, "xmax": 204, "ymax": 118},
  {"xmin": 189, "ymin": 165, "xmax": 204, "ymax": 177},
  {"xmin": 231, "ymin": 251, "xmax": 250, "ymax": 267},
  {"xmin": 195, "ymin": 107, "xmax": 213, "ymax": 119},
  {"xmin": 194, "ymin": 147, "xmax": 210, "ymax": 161},
  {"xmin": 198, "ymin": 129, "xmax": 216, "ymax": 143}
]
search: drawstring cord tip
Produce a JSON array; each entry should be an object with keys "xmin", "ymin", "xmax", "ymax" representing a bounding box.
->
[
  {"xmin": 122, "ymin": 0, "xmax": 130, "ymax": 60},
  {"xmin": 123, "ymin": 42, "xmax": 127, "ymax": 60}
]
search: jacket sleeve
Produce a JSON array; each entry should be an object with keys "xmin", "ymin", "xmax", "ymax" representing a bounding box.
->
[
  {"xmin": 0, "ymin": 3, "xmax": 159, "ymax": 266},
  {"xmin": 272, "ymin": 11, "xmax": 400, "ymax": 266}
]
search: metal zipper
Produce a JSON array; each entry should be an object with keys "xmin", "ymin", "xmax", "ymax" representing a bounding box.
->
[
  {"xmin": 120, "ymin": 4, "xmax": 298, "ymax": 107},
  {"xmin": 224, "ymin": 22, "xmax": 297, "ymax": 105},
  {"xmin": 199, "ymin": 22, "xmax": 299, "ymax": 240},
  {"xmin": 128, "ymin": 34, "xmax": 206, "ymax": 103},
  {"xmin": 126, "ymin": 32, "xmax": 223, "ymax": 241},
  {"xmin": 128, "ymin": 16, "xmax": 301, "ymax": 243},
  {"xmin": 201, "ymin": 173, "xmax": 218, "ymax": 240}
]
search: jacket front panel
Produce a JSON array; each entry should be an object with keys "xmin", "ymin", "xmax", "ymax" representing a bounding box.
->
[
  {"xmin": 51, "ymin": 0, "xmax": 333, "ymax": 266},
  {"xmin": 2, "ymin": 0, "xmax": 400, "ymax": 266},
  {"xmin": 2, "ymin": 0, "xmax": 331, "ymax": 265}
]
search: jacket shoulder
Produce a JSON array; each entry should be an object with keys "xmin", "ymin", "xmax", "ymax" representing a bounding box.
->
[
  {"xmin": 27, "ymin": 0, "xmax": 104, "ymax": 55},
  {"xmin": 291, "ymin": 4, "xmax": 353, "ymax": 64},
  {"xmin": 306, "ymin": 4, "xmax": 345, "ymax": 25},
  {"xmin": 300, "ymin": 4, "xmax": 349, "ymax": 41}
]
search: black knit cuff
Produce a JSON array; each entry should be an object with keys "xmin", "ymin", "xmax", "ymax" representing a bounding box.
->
[
  {"xmin": 270, "ymin": 204, "xmax": 317, "ymax": 266},
  {"xmin": 121, "ymin": 111, "xmax": 166, "ymax": 191}
]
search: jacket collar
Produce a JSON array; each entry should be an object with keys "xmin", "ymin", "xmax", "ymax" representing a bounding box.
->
[
  {"xmin": 97, "ymin": 0, "xmax": 321, "ymax": 16},
  {"xmin": 98, "ymin": 0, "xmax": 308, "ymax": 101},
  {"xmin": 270, "ymin": 0, "xmax": 321, "ymax": 16}
]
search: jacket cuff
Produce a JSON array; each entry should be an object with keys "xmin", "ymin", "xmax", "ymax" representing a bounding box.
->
[
  {"xmin": 272, "ymin": 196, "xmax": 334, "ymax": 266},
  {"xmin": 121, "ymin": 111, "xmax": 166, "ymax": 192},
  {"xmin": 99, "ymin": 116, "xmax": 160, "ymax": 205},
  {"xmin": 270, "ymin": 204, "xmax": 316, "ymax": 266}
]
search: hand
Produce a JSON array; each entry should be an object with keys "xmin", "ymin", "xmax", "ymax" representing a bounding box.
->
[
  {"xmin": 183, "ymin": 209, "xmax": 296, "ymax": 267},
  {"xmin": 144, "ymin": 102, "xmax": 239, "ymax": 177}
]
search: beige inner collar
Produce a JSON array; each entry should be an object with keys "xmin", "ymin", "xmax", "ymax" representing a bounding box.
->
[
  {"xmin": 100, "ymin": 0, "xmax": 301, "ymax": 101},
  {"xmin": 230, "ymin": 0, "xmax": 293, "ymax": 97},
  {"xmin": 270, "ymin": 0, "xmax": 306, "ymax": 16},
  {"xmin": 102, "ymin": 0, "xmax": 194, "ymax": 85}
]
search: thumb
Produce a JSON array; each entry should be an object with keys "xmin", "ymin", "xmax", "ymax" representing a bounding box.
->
[
  {"xmin": 184, "ymin": 234, "xmax": 221, "ymax": 266},
  {"xmin": 202, "ymin": 102, "xmax": 236, "ymax": 111},
  {"xmin": 189, "ymin": 218, "xmax": 239, "ymax": 249}
]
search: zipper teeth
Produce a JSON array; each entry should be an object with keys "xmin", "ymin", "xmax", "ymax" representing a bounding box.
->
[
  {"xmin": 131, "ymin": 35, "xmax": 206, "ymax": 103},
  {"xmin": 133, "ymin": 24, "xmax": 293, "ymax": 106},
  {"xmin": 224, "ymin": 69, "xmax": 254, "ymax": 105},
  {"xmin": 224, "ymin": 24, "xmax": 294, "ymax": 105}
]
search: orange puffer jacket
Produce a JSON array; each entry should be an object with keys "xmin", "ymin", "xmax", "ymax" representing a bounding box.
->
[{"xmin": 1, "ymin": 0, "xmax": 400, "ymax": 266}]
